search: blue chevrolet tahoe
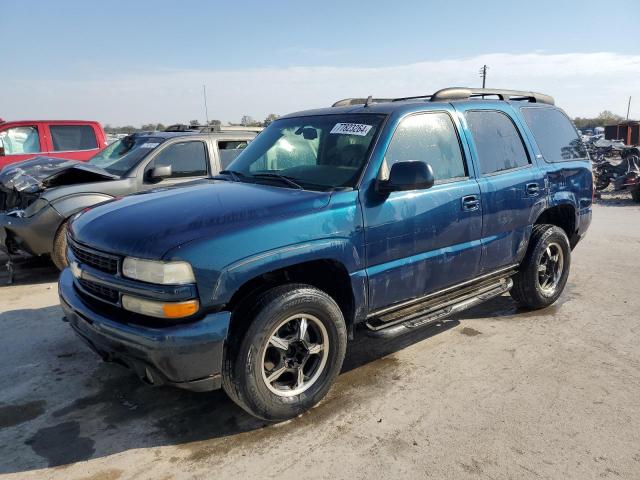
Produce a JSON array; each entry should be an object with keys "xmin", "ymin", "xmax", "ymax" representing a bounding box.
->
[{"xmin": 59, "ymin": 88, "xmax": 593, "ymax": 421}]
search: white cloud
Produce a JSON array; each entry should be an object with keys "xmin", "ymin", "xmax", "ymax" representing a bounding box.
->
[{"xmin": 3, "ymin": 52, "xmax": 639, "ymax": 125}]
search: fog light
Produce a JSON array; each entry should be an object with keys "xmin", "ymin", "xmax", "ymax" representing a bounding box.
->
[{"xmin": 122, "ymin": 295, "xmax": 199, "ymax": 319}]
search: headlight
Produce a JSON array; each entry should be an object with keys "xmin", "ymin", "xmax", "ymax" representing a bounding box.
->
[
  {"xmin": 122, "ymin": 257, "xmax": 195, "ymax": 284},
  {"xmin": 122, "ymin": 295, "xmax": 199, "ymax": 319},
  {"xmin": 23, "ymin": 199, "xmax": 49, "ymax": 218}
]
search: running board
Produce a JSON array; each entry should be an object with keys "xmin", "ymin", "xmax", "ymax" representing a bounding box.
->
[{"xmin": 365, "ymin": 277, "xmax": 513, "ymax": 337}]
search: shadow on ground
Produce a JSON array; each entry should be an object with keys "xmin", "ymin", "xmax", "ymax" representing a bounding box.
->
[
  {"xmin": 0, "ymin": 253, "xmax": 59, "ymax": 287},
  {"xmin": 1, "ymin": 291, "xmax": 553, "ymax": 474}
]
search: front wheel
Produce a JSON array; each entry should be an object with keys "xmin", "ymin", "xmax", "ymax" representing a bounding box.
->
[
  {"xmin": 222, "ymin": 284, "xmax": 347, "ymax": 421},
  {"xmin": 51, "ymin": 220, "xmax": 69, "ymax": 271},
  {"xmin": 510, "ymin": 224, "xmax": 571, "ymax": 309}
]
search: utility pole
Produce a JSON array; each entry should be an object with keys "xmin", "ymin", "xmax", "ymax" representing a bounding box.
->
[
  {"xmin": 479, "ymin": 65, "xmax": 488, "ymax": 88},
  {"xmin": 626, "ymin": 96, "xmax": 632, "ymax": 120},
  {"xmin": 202, "ymin": 85, "xmax": 209, "ymax": 125}
]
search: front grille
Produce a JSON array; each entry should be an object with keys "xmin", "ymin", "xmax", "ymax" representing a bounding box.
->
[
  {"xmin": 79, "ymin": 278, "xmax": 119, "ymax": 303},
  {"xmin": 69, "ymin": 241, "xmax": 119, "ymax": 274}
]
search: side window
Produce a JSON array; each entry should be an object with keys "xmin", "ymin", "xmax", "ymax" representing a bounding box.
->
[
  {"xmin": 465, "ymin": 111, "xmax": 530, "ymax": 175},
  {"xmin": 50, "ymin": 125, "xmax": 98, "ymax": 151},
  {"xmin": 0, "ymin": 126, "xmax": 41, "ymax": 154},
  {"xmin": 218, "ymin": 140, "xmax": 249, "ymax": 169},
  {"xmin": 383, "ymin": 112, "xmax": 467, "ymax": 182},
  {"xmin": 520, "ymin": 107, "xmax": 587, "ymax": 162},
  {"xmin": 152, "ymin": 141, "xmax": 208, "ymax": 178}
]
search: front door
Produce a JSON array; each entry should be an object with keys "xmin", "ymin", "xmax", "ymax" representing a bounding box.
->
[{"xmin": 363, "ymin": 110, "xmax": 483, "ymax": 311}]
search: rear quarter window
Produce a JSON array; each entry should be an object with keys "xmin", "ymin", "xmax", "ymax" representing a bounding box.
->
[{"xmin": 520, "ymin": 108, "xmax": 587, "ymax": 162}]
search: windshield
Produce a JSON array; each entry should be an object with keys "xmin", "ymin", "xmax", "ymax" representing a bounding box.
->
[
  {"xmin": 88, "ymin": 136, "xmax": 164, "ymax": 175},
  {"xmin": 226, "ymin": 114, "xmax": 385, "ymax": 190}
]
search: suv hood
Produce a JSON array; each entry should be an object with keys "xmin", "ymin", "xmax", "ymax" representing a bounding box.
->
[
  {"xmin": 70, "ymin": 181, "xmax": 332, "ymax": 258},
  {"xmin": 0, "ymin": 156, "xmax": 118, "ymax": 194}
]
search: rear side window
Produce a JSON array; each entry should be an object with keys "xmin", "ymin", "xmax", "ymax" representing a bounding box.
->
[
  {"xmin": 218, "ymin": 140, "xmax": 249, "ymax": 169},
  {"xmin": 384, "ymin": 112, "xmax": 467, "ymax": 182},
  {"xmin": 50, "ymin": 125, "xmax": 98, "ymax": 151},
  {"xmin": 153, "ymin": 141, "xmax": 208, "ymax": 177},
  {"xmin": 465, "ymin": 110, "xmax": 530, "ymax": 175},
  {"xmin": 520, "ymin": 107, "xmax": 587, "ymax": 162}
]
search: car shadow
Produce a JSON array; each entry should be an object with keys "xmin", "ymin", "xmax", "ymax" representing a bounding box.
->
[
  {"xmin": 0, "ymin": 253, "xmax": 59, "ymax": 286},
  {"xmin": 2, "ymin": 295, "xmax": 533, "ymax": 473}
]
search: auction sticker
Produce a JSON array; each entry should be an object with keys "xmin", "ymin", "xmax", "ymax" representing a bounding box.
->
[
  {"xmin": 330, "ymin": 123, "xmax": 372, "ymax": 136},
  {"xmin": 140, "ymin": 142, "xmax": 160, "ymax": 149}
]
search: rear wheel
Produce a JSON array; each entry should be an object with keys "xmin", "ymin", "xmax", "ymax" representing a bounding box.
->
[
  {"xmin": 222, "ymin": 284, "xmax": 347, "ymax": 421},
  {"xmin": 51, "ymin": 220, "xmax": 69, "ymax": 271},
  {"xmin": 510, "ymin": 224, "xmax": 571, "ymax": 309}
]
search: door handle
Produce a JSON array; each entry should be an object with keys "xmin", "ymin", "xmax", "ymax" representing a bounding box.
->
[
  {"xmin": 461, "ymin": 195, "xmax": 480, "ymax": 211},
  {"xmin": 526, "ymin": 183, "xmax": 540, "ymax": 196}
]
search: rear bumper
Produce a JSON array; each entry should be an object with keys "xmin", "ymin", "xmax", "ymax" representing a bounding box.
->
[{"xmin": 59, "ymin": 268, "xmax": 231, "ymax": 392}]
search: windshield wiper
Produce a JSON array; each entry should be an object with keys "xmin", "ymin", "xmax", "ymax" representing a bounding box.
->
[
  {"xmin": 217, "ymin": 169, "xmax": 246, "ymax": 182},
  {"xmin": 250, "ymin": 173, "xmax": 304, "ymax": 190}
]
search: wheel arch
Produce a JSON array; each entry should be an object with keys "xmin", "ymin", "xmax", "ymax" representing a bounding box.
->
[
  {"xmin": 533, "ymin": 203, "xmax": 578, "ymax": 247},
  {"xmin": 223, "ymin": 258, "xmax": 360, "ymax": 338}
]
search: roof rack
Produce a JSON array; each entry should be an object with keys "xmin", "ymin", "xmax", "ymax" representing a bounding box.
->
[
  {"xmin": 430, "ymin": 87, "xmax": 554, "ymax": 105},
  {"xmin": 331, "ymin": 87, "xmax": 554, "ymax": 108},
  {"xmin": 164, "ymin": 124, "xmax": 264, "ymax": 133}
]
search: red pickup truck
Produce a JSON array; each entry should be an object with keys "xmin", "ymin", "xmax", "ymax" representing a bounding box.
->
[{"xmin": 0, "ymin": 119, "xmax": 107, "ymax": 169}]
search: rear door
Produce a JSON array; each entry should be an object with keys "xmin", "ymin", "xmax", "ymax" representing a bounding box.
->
[
  {"xmin": 363, "ymin": 110, "xmax": 483, "ymax": 311},
  {"xmin": 457, "ymin": 105, "xmax": 542, "ymax": 273},
  {"xmin": 46, "ymin": 123, "xmax": 101, "ymax": 161}
]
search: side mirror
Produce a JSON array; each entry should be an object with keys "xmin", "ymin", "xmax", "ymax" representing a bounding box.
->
[
  {"xmin": 376, "ymin": 161, "xmax": 435, "ymax": 193},
  {"xmin": 0, "ymin": 138, "xmax": 5, "ymax": 156},
  {"xmin": 149, "ymin": 165, "xmax": 172, "ymax": 181}
]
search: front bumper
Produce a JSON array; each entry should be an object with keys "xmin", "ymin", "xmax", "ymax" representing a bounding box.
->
[
  {"xmin": 59, "ymin": 268, "xmax": 231, "ymax": 392},
  {"xmin": 0, "ymin": 206, "xmax": 63, "ymax": 256}
]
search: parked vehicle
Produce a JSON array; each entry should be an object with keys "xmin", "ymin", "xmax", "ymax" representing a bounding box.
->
[
  {"xmin": 593, "ymin": 146, "xmax": 640, "ymax": 201},
  {"xmin": 59, "ymin": 87, "xmax": 593, "ymax": 421},
  {"xmin": 0, "ymin": 119, "xmax": 107, "ymax": 169},
  {"xmin": 1, "ymin": 128, "xmax": 258, "ymax": 276}
]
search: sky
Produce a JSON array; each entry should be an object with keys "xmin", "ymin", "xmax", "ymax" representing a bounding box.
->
[{"xmin": 1, "ymin": 0, "xmax": 639, "ymax": 125}]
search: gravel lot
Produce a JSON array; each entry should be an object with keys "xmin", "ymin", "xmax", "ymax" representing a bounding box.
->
[{"xmin": 1, "ymin": 197, "xmax": 639, "ymax": 480}]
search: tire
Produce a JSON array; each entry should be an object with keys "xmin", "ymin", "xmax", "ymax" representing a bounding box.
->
[
  {"xmin": 631, "ymin": 185, "xmax": 640, "ymax": 203},
  {"xmin": 222, "ymin": 284, "xmax": 347, "ymax": 421},
  {"xmin": 51, "ymin": 220, "xmax": 69, "ymax": 271},
  {"xmin": 510, "ymin": 224, "xmax": 571, "ymax": 310}
]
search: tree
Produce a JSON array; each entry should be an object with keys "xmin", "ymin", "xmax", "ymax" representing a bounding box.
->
[
  {"xmin": 574, "ymin": 110, "xmax": 626, "ymax": 130},
  {"xmin": 189, "ymin": 119, "xmax": 200, "ymax": 126},
  {"xmin": 240, "ymin": 115, "xmax": 255, "ymax": 126},
  {"xmin": 263, "ymin": 113, "xmax": 279, "ymax": 127}
]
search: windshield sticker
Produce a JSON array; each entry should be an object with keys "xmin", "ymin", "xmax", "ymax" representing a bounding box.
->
[
  {"xmin": 140, "ymin": 142, "xmax": 160, "ymax": 149},
  {"xmin": 330, "ymin": 123, "xmax": 373, "ymax": 136}
]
